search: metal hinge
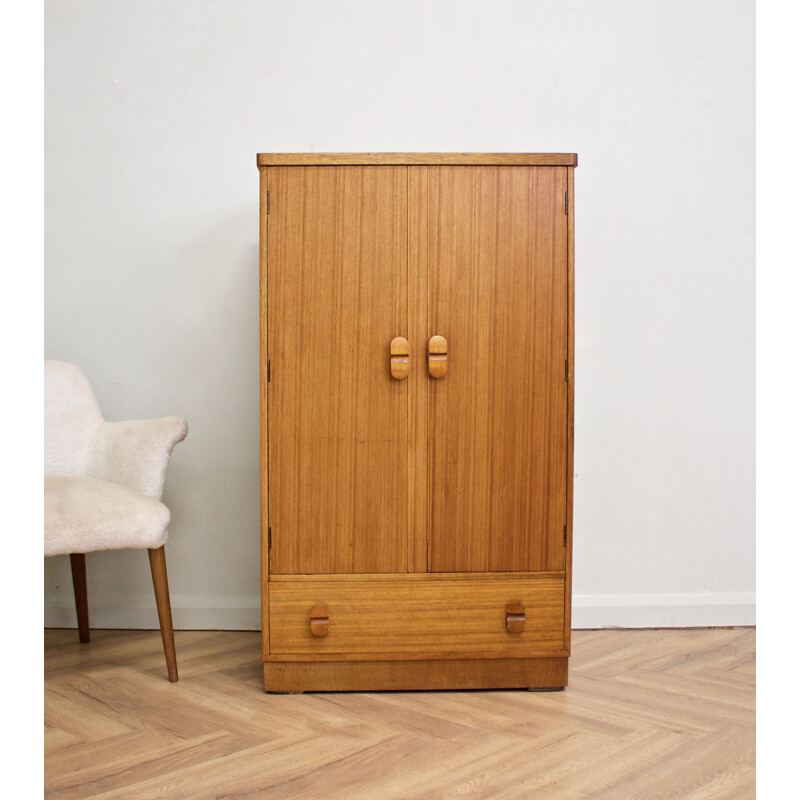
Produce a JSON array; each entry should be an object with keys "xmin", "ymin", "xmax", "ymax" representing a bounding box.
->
[
  {"xmin": 565, "ymin": 359, "xmax": 569, "ymax": 382},
  {"xmin": 266, "ymin": 190, "xmax": 270, "ymax": 214},
  {"xmin": 565, "ymin": 190, "xmax": 568, "ymax": 215},
  {"xmin": 268, "ymin": 527, "xmax": 272, "ymax": 550},
  {"xmin": 564, "ymin": 524, "xmax": 567, "ymax": 547},
  {"xmin": 267, "ymin": 360, "xmax": 271, "ymax": 382}
]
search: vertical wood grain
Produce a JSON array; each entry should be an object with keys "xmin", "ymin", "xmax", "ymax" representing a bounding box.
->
[
  {"xmin": 259, "ymin": 166, "xmax": 270, "ymax": 657},
  {"xmin": 428, "ymin": 166, "xmax": 569, "ymax": 573},
  {"xmin": 267, "ymin": 166, "xmax": 409, "ymax": 574},
  {"xmin": 408, "ymin": 167, "xmax": 429, "ymax": 573},
  {"xmin": 564, "ymin": 165, "xmax": 575, "ymax": 650}
]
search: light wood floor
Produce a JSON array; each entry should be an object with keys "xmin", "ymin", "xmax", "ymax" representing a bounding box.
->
[{"xmin": 44, "ymin": 627, "xmax": 755, "ymax": 799}]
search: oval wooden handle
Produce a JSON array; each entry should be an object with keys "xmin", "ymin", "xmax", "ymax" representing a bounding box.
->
[
  {"xmin": 506, "ymin": 601, "xmax": 525, "ymax": 633},
  {"xmin": 428, "ymin": 335, "xmax": 448, "ymax": 378},
  {"xmin": 390, "ymin": 337, "xmax": 410, "ymax": 380},
  {"xmin": 310, "ymin": 605, "xmax": 329, "ymax": 637}
]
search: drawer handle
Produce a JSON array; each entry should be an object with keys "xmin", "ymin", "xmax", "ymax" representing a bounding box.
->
[
  {"xmin": 428, "ymin": 335, "xmax": 448, "ymax": 378},
  {"xmin": 310, "ymin": 605, "xmax": 329, "ymax": 637},
  {"xmin": 506, "ymin": 601, "xmax": 526, "ymax": 633},
  {"xmin": 390, "ymin": 337, "xmax": 410, "ymax": 380}
]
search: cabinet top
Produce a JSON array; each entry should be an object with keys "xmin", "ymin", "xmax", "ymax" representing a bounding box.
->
[{"xmin": 256, "ymin": 153, "xmax": 578, "ymax": 167}]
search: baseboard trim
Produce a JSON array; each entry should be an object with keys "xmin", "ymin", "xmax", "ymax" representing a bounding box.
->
[
  {"xmin": 44, "ymin": 591, "xmax": 755, "ymax": 631},
  {"xmin": 44, "ymin": 594, "xmax": 261, "ymax": 631},
  {"xmin": 571, "ymin": 592, "xmax": 756, "ymax": 628}
]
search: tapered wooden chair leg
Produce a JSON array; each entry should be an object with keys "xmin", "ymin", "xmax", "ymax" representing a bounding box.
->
[
  {"xmin": 69, "ymin": 553, "xmax": 90, "ymax": 643},
  {"xmin": 148, "ymin": 546, "xmax": 178, "ymax": 682}
]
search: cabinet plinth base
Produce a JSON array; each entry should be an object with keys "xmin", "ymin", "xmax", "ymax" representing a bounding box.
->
[{"xmin": 263, "ymin": 657, "xmax": 568, "ymax": 693}]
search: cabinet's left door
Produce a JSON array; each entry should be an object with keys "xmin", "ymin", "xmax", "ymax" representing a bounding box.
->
[{"xmin": 265, "ymin": 166, "xmax": 410, "ymax": 574}]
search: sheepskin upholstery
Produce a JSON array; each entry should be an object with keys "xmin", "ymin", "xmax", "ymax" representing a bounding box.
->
[
  {"xmin": 44, "ymin": 360, "xmax": 188, "ymax": 557},
  {"xmin": 45, "ymin": 477, "xmax": 171, "ymax": 556}
]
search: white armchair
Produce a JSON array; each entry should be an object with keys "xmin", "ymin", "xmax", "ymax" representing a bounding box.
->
[{"xmin": 44, "ymin": 360, "xmax": 188, "ymax": 681}]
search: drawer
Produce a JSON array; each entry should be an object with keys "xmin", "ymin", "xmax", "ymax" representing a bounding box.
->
[{"xmin": 268, "ymin": 576, "xmax": 566, "ymax": 657}]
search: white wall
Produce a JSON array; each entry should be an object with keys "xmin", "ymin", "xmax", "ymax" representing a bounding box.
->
[{"xmin": 44, "ymin": 0, "xmax": 754, "ymax": 629}]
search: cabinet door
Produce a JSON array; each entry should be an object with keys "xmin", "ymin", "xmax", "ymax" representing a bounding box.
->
[
  {"xmin": 427, "ymin": 166, "xmax": 569, "ymax": 572},
  {"xmin": 267, "ymin": 166, "xmax": 409, "ymax": 574}
]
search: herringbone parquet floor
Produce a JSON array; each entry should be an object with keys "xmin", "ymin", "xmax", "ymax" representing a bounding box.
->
[{"xmin": 44, "ymin": 627, "xmax": 755, "ymax": 799}]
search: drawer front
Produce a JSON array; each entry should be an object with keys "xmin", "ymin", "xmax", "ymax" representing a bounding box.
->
[{"xmin": 269, "ymin": 577, "xmax": 566, "ymax": 656}]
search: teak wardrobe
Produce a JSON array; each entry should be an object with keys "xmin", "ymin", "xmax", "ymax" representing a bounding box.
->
[{"xmin": 258, "ymin": 153, "xmax": 576, "ymax": 692}]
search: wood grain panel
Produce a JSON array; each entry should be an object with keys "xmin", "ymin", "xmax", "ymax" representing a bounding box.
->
[
  {"xmin": 259, "ymin": 166, "xmax": 270, "ymax": 657},
  {"xmin": 267, "ymin": 166, "xmax": 409, "ymax": 574},
  {"xmin": 565, "ymin": 166, "xmax": 575, "ymax": 650},
  {"xmin": 258, "ymin": 153, "xmax": 578, "ymax": 167},
  {"xmin": 407, "ymin": 167, "xmax": 429, "ymax": 573},
  {"xmin": 427, "ymin": 166, "xmax": 569, "ymax": 573},
  {"xmin": 264, "ymin": 650, "xmax": 564, "ymax": 662},
  {"xmin": 269, "ymin": 576, "xmax": 565, "ymax": 656},
  {"xmin": 264, "ymin": 657, "xmax": 568, "ymax": 692},
  {"xmin": 270, "ymin": 571, "xmax": 565, "ymax": 582}
]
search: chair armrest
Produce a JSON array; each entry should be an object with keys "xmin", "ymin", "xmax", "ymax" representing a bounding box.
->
[{"xmin": 87, "ymin": 417, "xmax": 188, "ymax": 499}]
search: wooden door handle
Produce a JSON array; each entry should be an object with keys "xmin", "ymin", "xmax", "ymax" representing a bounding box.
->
[
  {"xmin": 506, "ymin": 602, "xmax": 525, "ymax": 633},
  {"xmin": 310, "ymin": 605, "xmax": 329, "ymax": 637},
  {"xmin": 428, "ymin": 335, "xmax": 448, "ymax": 378},
  {"xmin": 390, "ymin": 337, "xmax": 410, "ymax": 380}
]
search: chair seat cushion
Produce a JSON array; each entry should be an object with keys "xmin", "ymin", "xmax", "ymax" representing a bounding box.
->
[{"xmin": 44, "ymin": 477, "xmax": 171, "ymax": 556}]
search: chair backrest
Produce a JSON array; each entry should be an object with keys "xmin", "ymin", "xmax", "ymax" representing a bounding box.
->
[{"xmin": 44, "ymin": 360, "xmax": 103, "ymax": 477}]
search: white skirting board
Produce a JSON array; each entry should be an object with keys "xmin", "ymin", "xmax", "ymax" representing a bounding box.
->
[
  {"xmin": 44, "ymin": 591, "xmax": 756, "ymax": 631},
  {"xmin": 44, "ymin": 594, "xmax": 262, "ymax": 631},
  {"xmin": 571, "ymin": 592, "xmax": 756, "ymax": 628}
]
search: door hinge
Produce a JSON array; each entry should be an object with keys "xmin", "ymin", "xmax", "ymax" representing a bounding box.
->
[
  {"xmin": 565, "ymin": 359, "xmax": 569, "ymax": 382},
  {"xmin": 564, "ymin": 524, "xmax": 567, "ymax": 547},
  {"xmin": 266, "ymin": 190, "xmax": 270, "ymax": 214},
  {"xmin": 267, "ymin": 359, "xmax": 271, "ymax": 382},
  {"xmin": 565, "ymin": 190, "xmax": 568, "ymax": 215},
  {"xmin": 268, "ymin": 527, "xmax": 272, "ymax": 550}
]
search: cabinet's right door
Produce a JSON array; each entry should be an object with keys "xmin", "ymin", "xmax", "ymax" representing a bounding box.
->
[{"xmin": 427, "ymin": 166, "xmax": 569, "ymax": 572}]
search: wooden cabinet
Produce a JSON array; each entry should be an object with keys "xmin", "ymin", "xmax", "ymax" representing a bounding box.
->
[{"xmin": 258, "ymin": 153, "xmax": 576, "ymax": 691}]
